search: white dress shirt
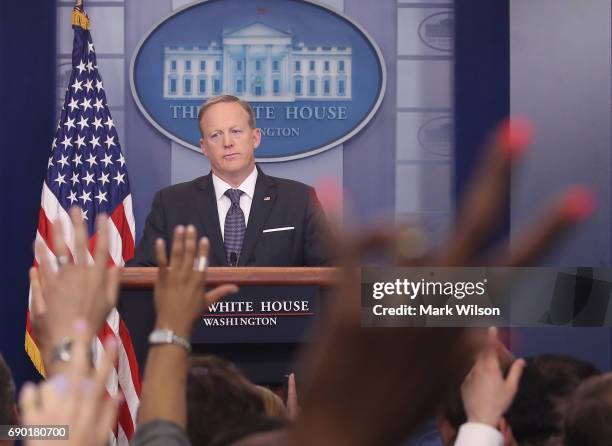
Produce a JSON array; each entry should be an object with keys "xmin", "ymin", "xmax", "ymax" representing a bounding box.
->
[
  {"xmin": 454, "ymin": 422, "xmax": 503, "ymax": 446},
  {"xmin": 212, "ymin": 167, "xmax": 258, "ymax": 240}
]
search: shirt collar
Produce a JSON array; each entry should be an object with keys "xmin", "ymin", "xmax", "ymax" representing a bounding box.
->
[{"xmin": 212, "ymin": 166, "xmax": 258, "ymax": 201}]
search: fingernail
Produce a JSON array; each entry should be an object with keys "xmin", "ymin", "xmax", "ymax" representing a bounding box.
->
[
  {"xmin": 187, "ymin": 225, "xmax": 196, "ymax": 232},
  {"xmin": 49, "ymin": 374, "xmax": 69, "ymax": 395},
  {"xmin": 562, "ymin": 186, "xmax": 597, "ymax": 221},
  {"xmin": 74, "ymin": 318, "xmax": 87, "ymax": 333},
  {"xmin": 176, "ymin": 225, "xmax": 184, "ymax": 233},
  {"xmin": 498, "ymin": 117, "xmax": 533, "ymax": 159}
]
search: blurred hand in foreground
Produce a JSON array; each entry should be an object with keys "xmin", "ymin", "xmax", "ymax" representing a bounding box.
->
[
  {"xmin": 19, "ymin": 319, "xmax": 120, "ymax": 446},
  {"xmin": 30, "ymin": 206, "xmax": 119, "ymax": 375},
  {"xmin": 291, "ymin": 118, "xmax": 594, "ymax": 446}
]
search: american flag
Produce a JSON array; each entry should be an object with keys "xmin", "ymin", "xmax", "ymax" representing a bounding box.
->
[{"xmin": 25, "ymin": 6, "xmax": 141, "ymax": 445}]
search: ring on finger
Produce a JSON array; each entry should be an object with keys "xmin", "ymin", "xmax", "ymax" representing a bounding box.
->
[
  {"xmin": 57, "ymin": 255, "xmax": 70, "ymax": 267},
  {"xmin": 194, "ymin": 256, "xmax": 208, "ymax": 272}
]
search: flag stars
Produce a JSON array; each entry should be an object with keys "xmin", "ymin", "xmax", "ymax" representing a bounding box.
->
[
  {"xmin": 86, "ymin": 154, "xmax": 98, "ymax": 167},
  {"xmin": 81, "ymin": 209, "xmax": 88, "ymax": 221},
  {"xmin": 80, "ymin": 98, "xmax": 92, "ymax": 112},
  {"xmin": 51, "ymin": 138, "xmax": 57, "ymax": 149},
  {"xmin": 83, "ymin": 171, "xmax": 95, "ymax": 186},
  {"xmin": 90, "ymin": 135, "xmax": 101, "ymax": 149},
  {"xmin": 77, "ymin": 116, "xmax": 89, "ymax": 130},
  {"xmin": 101, "ymin": 153, "xmax": 113, "ymax": 167},
  {"xmin": 75, "ymin": 135, "xmax": 86, "ymax": 150},
  {"xmin": 95, "ymin": 190, "xmax": 108, "ymax": 204},
  {"xmin": 99, "ymin": 172, "xmax": 110, "ymax": 186},
  {"xmin": 76, "ymin": 60, "xmax": 87, "ymax": 74},
  {"xmin": 93, "ymin": 98, "xmax": 104, "ymax": 112},
  {"xmin": 113, "ymin": 171, "xmax": 125, "ymax": 185},
  {"xmin": 60, "ymin": 135, "xmax": 72, "ymax": 150},
  {"xmin": 95, "ymin": 79, "xmax": 104, "ymax": 92},
  {"xmin": 88, "ymin": 41, "xmax": 95, "ymax": 53},
  {"xmin": 117, "ymin": 153, "xmax": 126, "ymax": 167},
  {"xmin": 84, "ymin": 79, "xmax": 94, "ymax": 93},
  {"xmin": 47, "ymin": 157, "xmax": 54, "ymax": 168},
  {"xmin": 68, "ymin": 98, "xmax": 79, "ymax": 112},
  {"xmin": 71, "ymin": 79, "xmax": 83, "ymax": 93},
  {"xmin": 57, "ymin": 154, "xmax": 70, "ymax": 169},
  {"xmin": 67, "ymin": 190, "xmax": 78, "ymax": 204},
  {"xmin": 92, "ymin": 116, "xmax": 103, "ymax": 131},
  {"xmin": 70, "ymin": 172, "xmax": 80, "ymax": 185},
  {"xmin": 79, "ymin": 190, "xmax": 92, "ymax": 204},
  {"xmin": 72, "ymin": 154, "xmax": 83, "ymax": 167},
  {"xmin": 64, "ymin": 117, "xmax": 76, "ymax": 131},
  {"xmin": 53, "ymin": 172, "xmax": 66, "ymax": 186},
  {"xmin": 104, "ymin": 135, "xmax": 116, "ymax": 149},
  {"xmin": 104, "ymin": 117, "xmax": 114, "ymax": 130},
  {"xmin": 87, "ymin": 61, "xmax": 94, "ymax": 72}
]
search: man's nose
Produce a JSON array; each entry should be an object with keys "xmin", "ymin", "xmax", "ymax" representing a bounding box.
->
[{"xmin": 223, "ymin": 132, "xmax": 233, "ymax": 148}]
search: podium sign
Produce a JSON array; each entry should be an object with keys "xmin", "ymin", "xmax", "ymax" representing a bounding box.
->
[{"xmin": 193, "ymin": 286, "xmax": 320, "ymax": 343}]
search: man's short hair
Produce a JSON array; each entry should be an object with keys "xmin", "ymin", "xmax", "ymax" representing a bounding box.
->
[
  {"xmin": 197, "ymin": 95, "xmax": 257, "ymax": 134},
  {"xmin": 0, "ymin": 353, "xmax": 16, "ymax": 425},
  {"xmin": 505, "ymin": 354, "xmax": 600, "ymax": 446},
  {"xmin": 563, "ymin": 373, "xmax": 612, "ymax": 446}
]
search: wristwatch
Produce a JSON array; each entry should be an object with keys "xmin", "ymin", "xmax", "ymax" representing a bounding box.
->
[
  {"xmin": 148, "ymin": 329, "xmax": 191, "ymax": 353},
  {"xmin": 50, "ymin": 337, "xmax": 94, "ymax": 364}
]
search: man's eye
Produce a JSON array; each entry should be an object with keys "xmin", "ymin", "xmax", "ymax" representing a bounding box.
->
[
  {"xmin": 231, "ymin": 129, "xmax": 243, "ymax": 134},
  {"xmin": 209, "ymin": 132, "xmax": 220, "ymax": 139}
]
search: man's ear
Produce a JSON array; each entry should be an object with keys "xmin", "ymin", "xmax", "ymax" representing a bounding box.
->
[
  {"xmin": 252, "ymin": 128, "xmax": 261, "ymax": 150},
  {"xmin": 200, "ymin": 138, "xmax": 209, "ymax": 158}
]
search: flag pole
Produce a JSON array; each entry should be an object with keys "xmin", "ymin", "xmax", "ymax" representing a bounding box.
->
[{"xmin": 72, "ymin": 0, "xmax": 89, "ymax": 29}]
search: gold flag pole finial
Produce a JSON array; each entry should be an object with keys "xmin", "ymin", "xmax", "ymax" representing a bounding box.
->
[{"xmin": 72, "ymin": 0, "xmax": 90, "ymax": 30}]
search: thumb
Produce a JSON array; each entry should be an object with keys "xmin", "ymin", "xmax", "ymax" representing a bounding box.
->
[{"xmin": 505, "ymin": 358, "xmax": 525, "ymax": 395}]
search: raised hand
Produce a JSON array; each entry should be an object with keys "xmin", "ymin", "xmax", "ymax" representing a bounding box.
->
[
  {"xmin": 30, "ymin": 206, "xmax": 119, "ymax": 374},
  {"xmin": 291, "ymin": 118, "xmax": 593, "ymax": 446},
  {"xmin": 461, "ymin": 327, "xmax": 525, "ymax": 427},
  {"xmin": 138, "ymin": 225, "xmax": 238, "ymax": 429},
  {"xmin": 153, "ymin": 225, "xmax": 238, "ymax": 338}
]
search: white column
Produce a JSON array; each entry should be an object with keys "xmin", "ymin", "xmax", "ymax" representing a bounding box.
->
[
  {"xmin": 266, "ymin": 45, "xmax": 272, "ymax": 97},
  {"xmin": 244, "ymin": 44, "xmax": 250, "ymax": 98}
]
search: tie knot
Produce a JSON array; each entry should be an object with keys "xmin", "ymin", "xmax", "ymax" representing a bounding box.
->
[{"xmin": 225, "ymin": 188, "xmax": 243, "ymax": 205}]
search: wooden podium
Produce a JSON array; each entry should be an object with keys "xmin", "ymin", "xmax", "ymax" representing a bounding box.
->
[{"xmin": 118, "ymin": 267, "xmax": 338, "ymax": 383}]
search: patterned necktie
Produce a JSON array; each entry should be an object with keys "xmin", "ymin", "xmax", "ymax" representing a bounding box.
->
[{"xmin": 224, "ymin": 188, "xmax": 246, "ymax": 266}]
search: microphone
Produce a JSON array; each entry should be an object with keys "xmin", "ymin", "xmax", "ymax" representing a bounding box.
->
[{"xmin": 230, "ymin": 252, "xmax": 238, "ymax": 267}]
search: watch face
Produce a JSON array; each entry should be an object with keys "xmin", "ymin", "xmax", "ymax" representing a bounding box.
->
[
  {"xmin": 149, "ymin": 330, "xmax": 172, "ymax": 344},
  {"xmin": 52, "ymin": 339, "xmax": 74, "ymax": 363}
]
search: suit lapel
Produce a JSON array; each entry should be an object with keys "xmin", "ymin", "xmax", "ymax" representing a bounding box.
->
[
  {"xmin": 238, "ymin": 168, "xmax": 277, "ymax": 266},
  {"xmin": 195, "ymin": 173, "xmax": 226, "ymax": 266}
]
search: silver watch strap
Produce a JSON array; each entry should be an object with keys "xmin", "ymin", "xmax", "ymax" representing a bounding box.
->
[{"xmin": 148, "ymin": 329, "xmax": 191, "ymax": 353}]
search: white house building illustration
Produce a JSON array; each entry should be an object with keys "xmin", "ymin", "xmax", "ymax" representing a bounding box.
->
[{"xmin": 163, "ymin": 22, "xmax": 352, "ymax": 101}]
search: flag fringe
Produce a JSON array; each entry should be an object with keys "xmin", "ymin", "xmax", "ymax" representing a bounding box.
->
[
  {"xmin": 25, "ymin": 332, "xmax": 47, "ymax": 378},
  {"xmin": 71, "ymin": 8, "xmax": 90, "ymax": 30}
]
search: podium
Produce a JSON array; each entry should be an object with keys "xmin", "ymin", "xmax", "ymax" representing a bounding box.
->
[{"xmin": 118, "ymin": 267, "xmax": 337, "ymax": 383}]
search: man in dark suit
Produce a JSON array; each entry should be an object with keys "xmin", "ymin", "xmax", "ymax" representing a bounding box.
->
[{"xmin": 130, "ymin": 95, "xmax": 331, "ymax": 267}]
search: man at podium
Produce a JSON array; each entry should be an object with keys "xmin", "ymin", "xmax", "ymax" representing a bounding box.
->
[{"xmin": 129, "ymin": 95, "xmax": 331, "ymax": 267}]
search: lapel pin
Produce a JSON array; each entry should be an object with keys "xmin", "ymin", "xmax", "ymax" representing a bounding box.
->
[{"xmin": 264, "ymin": 196, "xmax": 271, "ymax": 201}]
